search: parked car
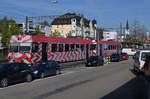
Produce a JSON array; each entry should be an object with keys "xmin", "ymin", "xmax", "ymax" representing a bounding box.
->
[
  {"xmin": 85, "ymin": 56, "xmax": 104, "ymax": 67},
  {"xmin": 0, "ymin": 63, "xmax": 33, "ymax": 88},
  {"xmin": 31, "ymin": 61, "xmax": 61, "ymax": 78},
  {"xmin": 143, "ymin": 56, "xmax": 150, "ymax": 76},
  {"xmin": 133, "ymin": 50, "xmax": 150, "ymax": 72},
  {"xmin": 122, "ymin": 48, "xmax": 136, "ymax": 56},
  {"xmin": 121, "ymin": 53, "xmax": 129, "ymax": 60},
  {"xmin": 110, "ymin": 53, "xmax": 122, "ymax": 62}
]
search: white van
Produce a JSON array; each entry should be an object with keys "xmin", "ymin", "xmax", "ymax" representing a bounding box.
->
[
  {"xmin": 122, "ymin": 48, "xmax": 136, "ymax": 56},
  {"xmin": 133, "ymin": 50, "xmax": 150, "ymax": 72}
]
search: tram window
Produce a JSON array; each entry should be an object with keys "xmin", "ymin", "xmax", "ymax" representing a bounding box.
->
[
  {"xmin": 81, "ymin": 44, "xmax": 84, "ymax": 51},
  {"xmin": 59, "ymin": 44, "xmax": 63, "ymax": 52},
  {"xmin": 104, "ymin": 47, "xmax": 107, "ymax": 50},
  {"xmin": 108, "ymin": 45, "xmax": 110, "ymax": 50},
  {"xmin": 76, "ymin": 44, "xmax": 79, "ymax": 49},
  {"xmin": 32, "ymin": 43, "xmax": 38, "ymax": 52},
  {"xmin": 114, "ymin": 45, "xmax": 116, "ymax": 49},
  {"xmin": 76, "ymin": 44, "xmax": 79, "ymax": 51},
  {"xmin": 90, "ymin": 44, "xmax": 96, "ymax": 50},
  {"xmin": 65, "ymin": 44, "xmax": 69, "ymax": 51},
  {"xmin": 52, "ymin": 44, "xmax": 57, "ymax": 52},
  {"xmin": 112, "ymin": 45, "xmax": 114, "ymax": 50},
  {"xmin": 9, "ymin": 46, "xmax": 18, "ymax": 52},
  {"xmin": 109, "ymin": 45, "xmax": 112, "ymax": 50},
  {"xmin": 71, "ymin": 44, "xmax": 75, "ymax": 51}
]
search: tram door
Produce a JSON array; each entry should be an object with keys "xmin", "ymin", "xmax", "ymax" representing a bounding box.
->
[
  {"xmin": 86, "ymin": 44, "xmax": 89, "ymax": 60},
  {"xmin": 42, "ymin": 43, "xmax": 48, "ymax": 61}
]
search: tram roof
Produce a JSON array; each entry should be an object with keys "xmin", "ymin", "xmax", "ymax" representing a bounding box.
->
[{"xmin": 10, "ymin": 35, "xmax": 90, "ymax": 44}]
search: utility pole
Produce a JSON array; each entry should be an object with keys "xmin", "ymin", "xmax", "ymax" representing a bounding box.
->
[
  {"xmin": 25, "ymin": 16, "xmax": 28, "ymax": 34},
  {"xmin": 120, "ymin": 22, "xmax": 122, "ymax": 42},
  {"xmin": 120, "ymin": 22, "xmax": 123, "ymax": 48},
  {"xmin": 96, "ymin": 28, "xmax": 99, "ymax": 56},
  {"xmin": 97, "ymin": 28, "xmax": 103, "ymax": 56}
]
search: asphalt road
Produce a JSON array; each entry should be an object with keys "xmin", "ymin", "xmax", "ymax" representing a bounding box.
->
[{"xmin": 0, "ymin": 58, "xmax": 147, "ymax": 99}]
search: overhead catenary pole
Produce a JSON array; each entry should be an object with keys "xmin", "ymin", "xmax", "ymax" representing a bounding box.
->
[
  {"xmin": 120, "ymin": 22, "xmax": 122, "ymax": 42},
  {"xmin": 25, "ymin": 16, "xmax": 28, "ymax": 34}
]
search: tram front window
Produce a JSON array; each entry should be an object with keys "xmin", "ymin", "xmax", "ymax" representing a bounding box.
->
[
  {"xmin": 19, "ymin": 46, "xmax": 30, "ymax": 52},
  {"xmin": 9, "ymin": 46, "xmax": 18, "ymax": 52}
]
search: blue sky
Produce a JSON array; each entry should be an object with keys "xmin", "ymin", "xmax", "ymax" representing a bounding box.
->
[{"xmin": 0, "ymin": 0, "xmax": 150, "ymax": 30}]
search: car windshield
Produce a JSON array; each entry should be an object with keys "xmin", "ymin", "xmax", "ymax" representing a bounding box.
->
[
  {"xmin": 141, "ymin": 52, "xmax": 150, "ymax": 61},
  {"xmin": 19, "ymin": 46, "xmax": 30, "ymax": 52}
]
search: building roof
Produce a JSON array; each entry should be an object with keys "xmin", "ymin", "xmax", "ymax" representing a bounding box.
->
[
  {"xmin": 51, "ymin": 13, "xmax": 95, "ymax": 27},
  {"xmin": 126, "ymin": 20, "xmax": 129, "ymax": 30}
]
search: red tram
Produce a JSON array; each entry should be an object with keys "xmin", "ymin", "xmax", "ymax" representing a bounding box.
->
[{"xmin": 8, "ymin": 35, "xmax": 120, "ymax": 64}]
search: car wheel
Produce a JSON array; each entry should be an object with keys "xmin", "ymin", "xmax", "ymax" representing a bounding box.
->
[
  {"xmin": 26, "ymin": 74, "xmax": 32, "ymax": 82},
  {"xmin": 40, "ymin": 72, "xmax": 45, "ymax": 78},
  {"xmin": 0, "ymin": 78, "xmax": 8, "ymax": 88}
]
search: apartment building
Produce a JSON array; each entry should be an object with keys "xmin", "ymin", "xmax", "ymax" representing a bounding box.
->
[
  {"xmin": 51, "ymin": 13, "xmax": 96, "ymax": 38},
  {"xmin": 103, "ymin": 29, "xmax": 118, "ymax": 41},
  {"xmin": 17, "ymin": 22, "xmax": 52, "ymax": 36}
]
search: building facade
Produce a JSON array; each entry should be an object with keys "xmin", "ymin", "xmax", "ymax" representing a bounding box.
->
[
  {"xmin": 51, "ymin": 13, "xmax": 96, "ymax": 38},
  {"xmin": 17, "ymin": 22, "xmax": 52, "ymax": 36},
  {"xmin": 103, "ymin": 29, "xmax": 118, "ymax": 41}
]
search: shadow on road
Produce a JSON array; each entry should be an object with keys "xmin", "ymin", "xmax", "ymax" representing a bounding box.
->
[{"xmin": 101, "ymin": 70, "xmax": 148, "ymax": 99}]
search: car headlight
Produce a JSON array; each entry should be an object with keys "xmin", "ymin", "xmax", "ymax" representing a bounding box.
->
[{"xmin": 33, "ymin": 70, "xmax": 38, "ymax": 74}]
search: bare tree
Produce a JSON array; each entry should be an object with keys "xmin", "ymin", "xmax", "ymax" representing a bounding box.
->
[{"xmin": 130, "ymin": 20, "xmax": 148, "ymax": 46}]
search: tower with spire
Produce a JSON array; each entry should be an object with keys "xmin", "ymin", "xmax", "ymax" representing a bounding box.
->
[{"xmin": 125, "ymin": 20, "xmax": 129, "ymax": 35}]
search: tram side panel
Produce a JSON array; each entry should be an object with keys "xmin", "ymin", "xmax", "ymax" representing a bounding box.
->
[{"xmin": 47, "ymin": 43, "xmax": 86, "ymax": 62}]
